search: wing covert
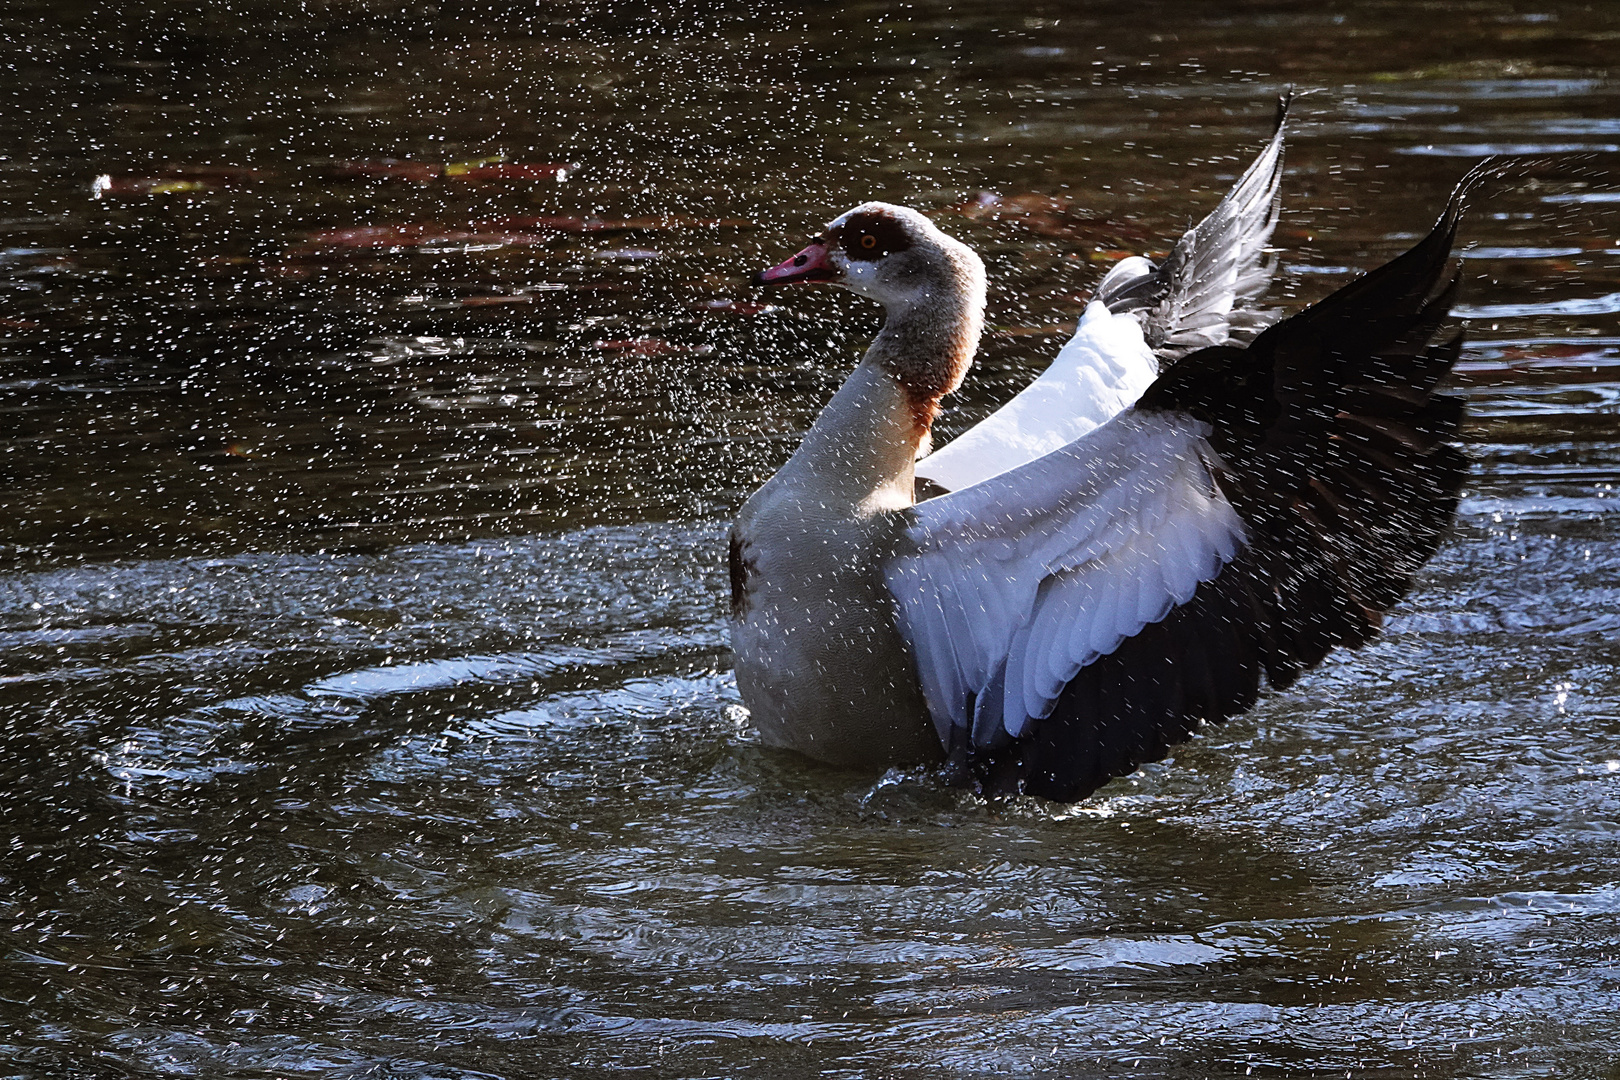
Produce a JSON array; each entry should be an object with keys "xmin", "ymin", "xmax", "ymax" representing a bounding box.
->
[{"xmin": 888, "ymin": 411, "xmax": 1246, "ymax": 756}]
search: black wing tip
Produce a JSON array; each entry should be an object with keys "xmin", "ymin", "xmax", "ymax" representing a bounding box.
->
[
  {"xmin": 1219, "ymin": 157, "xmax": 1478, "ymax": 351},
  {"xmin": 1437, "ymin": 151, "xmax": 1620, "ymax": 244},
  {"xmin": 1325, "ymin": 149, "xmax": 1620, "ymax": 322}
]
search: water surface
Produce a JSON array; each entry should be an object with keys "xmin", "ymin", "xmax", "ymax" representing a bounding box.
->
[{"xmin": 2, "ymin": 2, "xmax": 1619, "ymax": 1077}]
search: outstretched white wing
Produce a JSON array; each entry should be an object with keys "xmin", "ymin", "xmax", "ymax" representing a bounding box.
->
[
  {"xmin": 909, "ymin": 300, "xmax": 1158, "ymax": 492},
  {"xmin": 887, "ymin": 156, "xmax": 1486, "ymax": 802},
  {"xmin": 889, "ymin": 410, "xmax": 1246, "ymax": 749}
]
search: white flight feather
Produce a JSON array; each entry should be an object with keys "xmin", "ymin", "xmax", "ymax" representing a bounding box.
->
[{"xmin": 887, "ymin": 410, "xmax": 1247, "ymax": 749}]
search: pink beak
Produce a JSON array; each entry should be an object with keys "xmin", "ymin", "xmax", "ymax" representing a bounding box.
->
[{"xmin": 752, "ymin": 242, "xmax": 838, "ymax": 286}]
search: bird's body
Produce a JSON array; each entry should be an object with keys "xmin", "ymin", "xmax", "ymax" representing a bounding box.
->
[
  {"xmin": 731, "ymin": 203, "xmax": 984, "ymax": 766},
  {"xmin": 729, "ymin": 359, "xmax": 936, "ymax": 767},
  {"xmin": 731, "ymin": 107, "xmax": 1485, "ymax": 801}
]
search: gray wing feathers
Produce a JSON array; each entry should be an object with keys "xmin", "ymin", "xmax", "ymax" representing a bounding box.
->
[
  {"xmin": 1096, "ymin": 92, "xmax": 1291, "ymax": 359},
  {"xmin": 887, "ymin": 411, "xmax": 1247, "ymax": 753}
]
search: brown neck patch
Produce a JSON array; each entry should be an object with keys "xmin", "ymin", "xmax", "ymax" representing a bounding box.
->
[
  {"xmin": 906, "ymin": 392, "xmax": 943, "ymax": 439},
  {"xmin": 879, "ymin": 317, "xmax": 978, "ymax": 444}
]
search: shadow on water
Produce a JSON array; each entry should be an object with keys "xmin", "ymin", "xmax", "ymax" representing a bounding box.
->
[{"xmin": 2, "ymin": 1, "xmax": 1620, "ymax": 1077}]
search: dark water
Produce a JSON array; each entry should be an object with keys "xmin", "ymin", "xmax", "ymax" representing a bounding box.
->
[{"xmin": 3, "ymin": 2, "xmax": 1620, "ymax": 1077}]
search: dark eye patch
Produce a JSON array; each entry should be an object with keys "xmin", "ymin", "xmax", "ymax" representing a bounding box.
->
[{"xmin": 833, "ymin": 211, "xmax": 911, "ymax": 262}]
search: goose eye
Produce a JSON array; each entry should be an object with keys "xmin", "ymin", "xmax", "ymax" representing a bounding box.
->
[{"xmin": 860, "ymin": 234, "xmax": 877, "ymax": 250}]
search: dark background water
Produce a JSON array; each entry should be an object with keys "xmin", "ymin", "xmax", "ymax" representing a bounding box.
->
[{"xmin": 2, "ymin": 1, "xmax": 1619, "ymax": 1077}]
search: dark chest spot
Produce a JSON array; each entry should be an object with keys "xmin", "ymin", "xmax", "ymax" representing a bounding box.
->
[{"xmin": 728, "ymin": 531, "xmax": 757, "ymax": 620}]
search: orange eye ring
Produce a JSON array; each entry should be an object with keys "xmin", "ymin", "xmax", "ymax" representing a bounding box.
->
[{"xmin": 860, "ymin": 234, "xmax": 877, "ymax": 249}]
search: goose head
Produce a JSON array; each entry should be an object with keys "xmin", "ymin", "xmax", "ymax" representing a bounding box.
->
[{"xmin": 753, "ymin": 201, "xmax": 987, "ymax": 423}]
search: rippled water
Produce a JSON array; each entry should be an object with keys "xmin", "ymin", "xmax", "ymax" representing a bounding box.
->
[{"xmin": 3, "ymin": 2, "xmax": 1619, "ymax": 1077}]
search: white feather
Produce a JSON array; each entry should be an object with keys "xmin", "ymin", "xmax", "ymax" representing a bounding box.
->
[
  {"xmin": 888, "ymin": 410, "xmax": 1248, "ymax": 751},
  {"xmin": 914, "ymin": 302, "xmax": 1159, "ymax": 492}
]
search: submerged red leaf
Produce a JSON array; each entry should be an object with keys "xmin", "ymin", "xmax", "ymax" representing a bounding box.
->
[
  {"xmin": 594, "ymin": 338, "xmax": 715, "ymax": 356},
  {"xmin": 477, "ymin": 215, "xmax": 600, "ymax": 233},
  {"xmin": 322, "ymin": 160, "xmax": 575, "ymax": 183},
  {"xmin": 458, "ymin": 295, "xmax": 538, "ymax": 307},
  {"xmin": 946, "ymin": 191, "xmax": 1155, "ymax": 245},
  {"xmin": 301, "ymin": 224, "xmax": 449, "ymax": 248},
  {"xmin": 295, "ymin": 223, "xmax": 559, "ymax": 251},
  {"xmin": 286, "ymin": 212, "xmax": 748, "ymax": 259},
  {"xmin": 479, "ymin": 215, "xmax": 753, "ymax": 233}
]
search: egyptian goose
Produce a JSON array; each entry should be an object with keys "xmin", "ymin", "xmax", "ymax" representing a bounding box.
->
[{"xmin": 730, "ymin": 110, "xmax": 1487, "ymax": 802}]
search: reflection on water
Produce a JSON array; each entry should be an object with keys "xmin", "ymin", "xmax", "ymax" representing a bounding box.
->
[{"xmin": 2, "ymin": 1, "xmax": 1619, "ymax": 1077}]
